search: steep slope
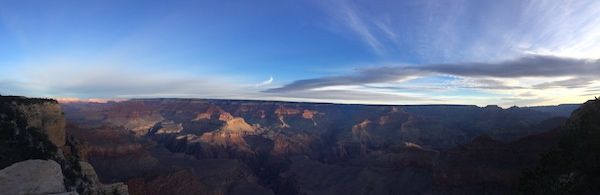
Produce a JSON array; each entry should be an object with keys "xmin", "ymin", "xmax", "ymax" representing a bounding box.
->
[{"xmin": 519, "ymin": 98, "xmax": 600, "ymax": 194}]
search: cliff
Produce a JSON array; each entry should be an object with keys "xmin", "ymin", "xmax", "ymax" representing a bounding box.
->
[
  {"xmin": 0, "ymin": 95, "xmax": 129, "ymax": 195},
  {"xmin": 16, "ymin": 100, "xmax": 66, "ymax": 147},
  {"xmin": 0, "ymin": 96, "xmax": 62, "ymax": 168},
  {"xmin": 1, "ymin": 96, "xmax": 65, "ymax": 147}
]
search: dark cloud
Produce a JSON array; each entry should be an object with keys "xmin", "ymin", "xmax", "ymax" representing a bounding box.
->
[
  {"xmin": 422, "ymin": 55, "xmax": 600, "ymax": 78},
  {"xmin": 265, "ymin": 55, "xmax": 600, "ymax": 93},
  {"xmin": 264, "ymin": 68, "xmax": 423, "ymax": 93},
  {"xmin": 532, "ymin": 77, "xmax": 595, "ymax": 89}
]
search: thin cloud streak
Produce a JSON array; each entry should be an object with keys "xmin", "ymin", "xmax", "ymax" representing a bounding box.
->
[{"xmin": 335, "ymin": 0, "xmax": 386, "ymax": 55}]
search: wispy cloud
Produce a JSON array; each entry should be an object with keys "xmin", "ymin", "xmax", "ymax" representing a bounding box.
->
[
  {"xmin": 332, "ymin": 0, "xmax": 385, "ymax": 55},
  {"xmin": 319, "ymin": 0, "xmax": 600, "ymax": 62},
  {"xmin": 255, "ymin": 76, "xmax": 274, "ymax": 87},
  {"xmin": 321, "ymin": 0, "xmax": 409, "ymax": 56}
]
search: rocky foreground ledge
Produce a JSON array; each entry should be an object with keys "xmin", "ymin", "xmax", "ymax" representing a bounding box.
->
[{"xmin": 0, "ymin": 160, "xmax": 66, "ymax": 194}]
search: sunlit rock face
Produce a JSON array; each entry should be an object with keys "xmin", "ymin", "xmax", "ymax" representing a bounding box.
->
[
  {"xmin": 12, "ymin": 98, "xmax": 66, "ymax": 147},
  {"xmin": 61, "ymin": 98, "xmax": 579, "ymax": 195}
]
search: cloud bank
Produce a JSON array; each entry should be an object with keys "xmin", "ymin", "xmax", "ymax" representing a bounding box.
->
[
  {"xmin": 264, "ymin": 55, "xmax": 599, "ymax": 106},
  {"xmin": 265, "ymin": 55, "xmax": 600, "ymax": 93}
]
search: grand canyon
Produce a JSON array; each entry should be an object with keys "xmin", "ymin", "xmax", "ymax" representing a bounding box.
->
[
  {"xmin": 2, "ymin": 1, "xmax": 600, "ymax": 194},
  {"xmin": 2, "ymin": 95, "xmax": 598, "ymax": 194}
]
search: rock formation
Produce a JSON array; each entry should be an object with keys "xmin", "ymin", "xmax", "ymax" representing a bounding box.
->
[
  {"xmin": 5, "ymin": 96, "xmax": 66, "ymax": 147},
  {"xmin": 0, "ymin": 160, "xmax": 66, "ymax": 194}
]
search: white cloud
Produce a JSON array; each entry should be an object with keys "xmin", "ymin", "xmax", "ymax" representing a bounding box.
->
[{"xmin": 255, "ymin": 76, "xmax": 274, "ymax": 87}]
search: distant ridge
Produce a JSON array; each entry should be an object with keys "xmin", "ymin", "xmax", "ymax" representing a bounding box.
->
[{"xmin": 526, "ymin": 104, "xmax": 581, "ymax": 117}]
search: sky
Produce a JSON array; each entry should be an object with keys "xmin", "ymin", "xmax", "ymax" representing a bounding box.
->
[{"xmin": 1, "ymin": 0, "xmax": 599, "ymax": 106}]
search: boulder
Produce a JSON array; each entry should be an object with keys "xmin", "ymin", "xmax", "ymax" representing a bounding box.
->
[{"xmin": 0, "ymin": 159, "xmax": 66, "ymax": 194}]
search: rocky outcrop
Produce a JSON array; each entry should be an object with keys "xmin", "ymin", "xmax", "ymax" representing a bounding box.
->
[
  {"xmin": 222, "ymin": 117, "xmax": 256, "ymax": 133},
  {"xmin": 351, "ymin": 120, "xmax": 372, "ymax": 143},
  {"xmin": 153, "ymin": 121, "xmax": 183, "ymax": 134},
  {"xmin": 6, "ymin": 97, "xmax": 66, "ymax": 147},
  {"xmin": 301, "ymin": 109, "xmax": 317, "ymax": 119},
  {"xmin": 0, "ymin": 159, "xmax": 67, "ymax": 194},
  {"xmin": 79, "ymin": 161, "xmax": 129, "ymax": 195}
]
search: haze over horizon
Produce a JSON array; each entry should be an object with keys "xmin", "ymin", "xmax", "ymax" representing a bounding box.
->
[{"xmin": 1, "ymin": 0, "xmax": 600, "ymax": 106}]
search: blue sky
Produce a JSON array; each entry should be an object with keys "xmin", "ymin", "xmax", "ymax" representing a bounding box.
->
[{"xmin": 1, "ymin": 0, "xmax": 599, "ymax": 106}]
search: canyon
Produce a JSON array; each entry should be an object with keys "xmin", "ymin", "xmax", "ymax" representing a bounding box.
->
[
  {"xmin": 58, "ymin": 98, "xmax": 582, "ymax": 194},
  {"xmin": 2, "ymin": 95, "xmax": 596, "ymax": 194}
]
